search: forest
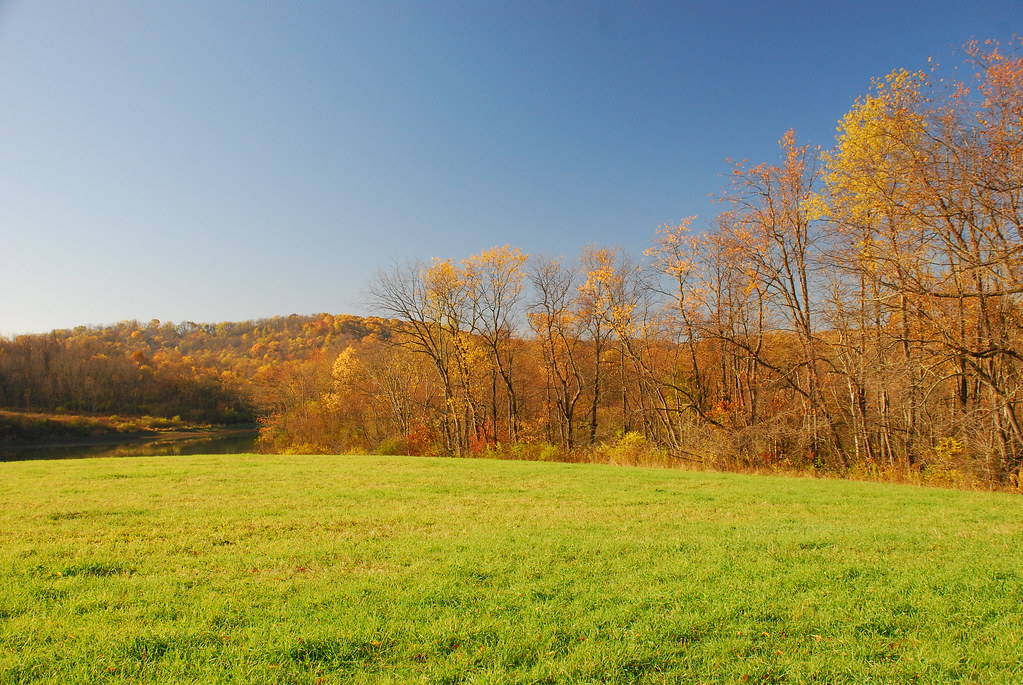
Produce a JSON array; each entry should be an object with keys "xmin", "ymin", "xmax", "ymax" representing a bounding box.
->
[
  {"xmin": 3, "ymin": 40, "xmax": 1022, "ymax": 487},
  {"xmin": 0, "ymin": 314, "xmax": 386, "ymax": 434}
]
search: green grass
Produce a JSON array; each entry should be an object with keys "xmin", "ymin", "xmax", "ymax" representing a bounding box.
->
[{"xmin": 1, "ymin": 454, "xmax": 1022, "ymax": 684}]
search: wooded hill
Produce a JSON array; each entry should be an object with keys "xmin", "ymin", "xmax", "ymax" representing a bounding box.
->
[{"xmin": 0, "ymin": 314, "xmax": 390, "ymax": 427}]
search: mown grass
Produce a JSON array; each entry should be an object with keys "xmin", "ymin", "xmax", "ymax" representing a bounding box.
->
[{"xmin": 1, "ymin": 454, "xmax": 1021, "ymax": 684}]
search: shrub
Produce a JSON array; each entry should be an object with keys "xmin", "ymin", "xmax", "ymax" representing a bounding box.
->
[
  {"xmin": 596, "ymin": 431, "xmax": 665, "ymax": 467},
  {"xmin": 375, "ymin": 437, "xmax": 407, "ymax": 456}
]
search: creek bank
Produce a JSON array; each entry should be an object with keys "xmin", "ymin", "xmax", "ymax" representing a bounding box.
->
[{"xmin": 0, "ymin": 426, "xmax": 260, "ymax": 461}]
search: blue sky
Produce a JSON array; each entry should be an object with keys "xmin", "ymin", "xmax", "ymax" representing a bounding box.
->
[{"xmin": 1, "ymin": 0, "xmax": 1020, "ymax": 335}]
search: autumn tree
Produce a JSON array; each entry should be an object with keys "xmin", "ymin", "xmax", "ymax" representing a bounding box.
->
[
  {"xmin": 328, "ymin": 338, "xmax": 438, "ymax": 452},
  {"xmin": 646, "ymin": 218, "xmax": 771, "ymax": 455},
  {"xmin": 717, "ymin": 131, "xmax": 845, "ymax": 465},
  {"xmin": 826, "ymin": 39, "xmax": 1023, "ymax": 479},
  {"xmin": 368, "ymin": 258, "xmax": 494, "ymax": 455},
  {"xmin": 824, "ymin": 67, "xmax": 935, "ymax": 467},
  {"xmin": 463, "ymin": 245, "xmax": 529, "ymax": 444},
  {"xmin": 527, "ymin": 256, "xmax": 586, "ymax": 449}
]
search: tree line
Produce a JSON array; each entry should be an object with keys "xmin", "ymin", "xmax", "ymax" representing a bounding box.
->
[
  {"xmin": 0, "ymin": 314, "xmax": 387, "ymax": 426},
  {"xmin": 259, "ymin": 40, "xmax": 1023, "ymax": 486}
]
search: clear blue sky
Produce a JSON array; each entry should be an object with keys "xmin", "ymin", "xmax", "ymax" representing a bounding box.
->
[{"xmin": 1, "ymin": 0, "xmax": 1020, "ymax": 335}]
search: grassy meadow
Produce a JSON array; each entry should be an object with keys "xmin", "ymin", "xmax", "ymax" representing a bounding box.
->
[{"xmin": 1, "ymin": 454, "xmax": 1022, "ymax": 684}]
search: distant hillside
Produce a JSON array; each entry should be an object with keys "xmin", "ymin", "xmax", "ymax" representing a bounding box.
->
[{"xmin": 0, "ymin": 314, "xmax": 394, "ymax": 427}]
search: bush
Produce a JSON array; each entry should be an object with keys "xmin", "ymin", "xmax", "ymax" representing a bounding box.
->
[
  {"xmin": 596, "ymin": 431, "xmax": 666, "ymax": 467},
  {"xmin": 375, "ymin": 437, "xmax": 407, "ymax": 456}
]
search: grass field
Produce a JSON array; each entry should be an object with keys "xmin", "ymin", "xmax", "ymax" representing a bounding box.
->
[{"xmin": 1, "ymin": 454, "xmax": 1022, "ymax": 684}]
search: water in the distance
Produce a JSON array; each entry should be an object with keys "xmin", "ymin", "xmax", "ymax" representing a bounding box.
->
[{"xmin": 0, "ymin": 430, "xmax": 260, "ymax": 462}]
